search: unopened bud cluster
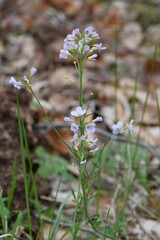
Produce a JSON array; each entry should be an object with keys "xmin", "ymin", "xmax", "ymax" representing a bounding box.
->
[{"xmin": 59, "ymin": 26, "xmax": 106, "ymax": 60}]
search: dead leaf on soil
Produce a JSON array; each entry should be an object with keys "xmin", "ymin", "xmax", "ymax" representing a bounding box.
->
[{"xmin": 120, "ymin": 22, "xmax": 143, "ymax": 51}]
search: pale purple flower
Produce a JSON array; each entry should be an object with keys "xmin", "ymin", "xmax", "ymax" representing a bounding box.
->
[
  {"xmin": 62, "ymin": 39, "xmax": 78, "ymax": 53},
  {"xmin": 70, "ymin": 133, "xmax": 80, "ymax": 150},
  {"xmin": 92, "ymin": 43, "xmax": 106, "ymax": 51},
  {"xmin": 84, "ymin": 26, "xmax": 100, "ymax": 39},
  {"xmin": 128, "ymin": 119, "xmax": 134, "ymax": 135},
  {"xmin": 83, "ymin": 45, "xmax": 90, "ymax": 53},
  {"xmin": 71, "ymin": 123, "xmax": 79, "ymax": 133},
  {"xmin": 72, "ymin": 28, "xmax": 80, "ymax": 36},
  {"xmin": 112, "ymin": 121, "xmax": 124, "ymax": 135},
  {"xmin": 63, "ymin": 42, "xmax": 69, "ymax": 49},
  {"xmin": 80, "ymin": 135, "xmax": 86, "ymax": 141},
  {"xmin": 86, "ymin": 137, "xmax": 98, "ymax": 148},
  {"xmin": 90, "ymin": 147, "xmax": 99, "ymax": 153},
  {"xmin": 30, "ymin": 67, "xmax": 37, "ymax": 76},
  {"xmin": 23, "ymin": 75, "xmax": 29, "ymax": 82},
  {"xmin": 85, "ymin": 26, "xmax": 94, "ymax": 33},
  {"xmin": 88, "ymin": 54, "xmax": 97, "ymax": 60},
  {"xmin": 59, "ymin": 49, "xmax": 68, "ymax": 59},
  {"xmin": 69, "ymin": 41, "xmax": 78, "ymax": 49},
  {"xmin": 9, "ymin": 77, "xmax": 22, "ymax": 90},
  {"xmin": 78, "ymin": 40, "xmax": 90, "ymax": 54},
  {"xmin": 92, "ymin": 116, "xmax": 103, "ymax": 122},
  {"xmin": 64, "ymin": 34, "xmax": 74, "ymax": 42},
  {"xmin": 80, "ymin": 159, "xmax": 87, "ymax": 165},
  {"xmin": 86, "ymin": 122, "xmax": 96, "ymax": 133},
  {"xmin": 70, "ymin": 133, "xmax": 79, "ymax": 142},
  {"xmin": 64, "ymin": 117, "xmax": 72, "ymax": 122},
  {"xmin": 71, "ymin": 106, "xmax": 86, "ymax": 117}
]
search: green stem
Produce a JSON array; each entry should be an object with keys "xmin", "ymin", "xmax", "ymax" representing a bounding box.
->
[
  {"xmin": 72, "ymin": 177, "xmax": 81, "ymax": 239},
  {"xmin": 132, "ymin": 42, "xmax": 159, "ymax": 163},
  {"xmin": 16, "ymin": 91, "xmax": 32, "ymax": 238},
  {"xmin": 29, "ymin": 87, "xmax": 80, "ymax": 160},
  {"xmin": 78, "ymin": 59, "xmax": 85, "ymax": 137},
  {"xmin": 79, "ymin": 166, "xmax": 110, "ymax": 238},
  {"xmin": 114, "ymin": 28, "xmax": 119, "ymax": 122},
  {"xmin": 22, "ymin": 120, "xmax": 43, "ymax": 238},
  {"xmin": 78, "ymin": 58, "xmax": 83, "ymax": 108}
]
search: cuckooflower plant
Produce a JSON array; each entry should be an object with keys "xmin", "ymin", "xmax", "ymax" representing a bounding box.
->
[{"xmin": 9, "ymin": 26, "xmax": 134, "ymax": 240}]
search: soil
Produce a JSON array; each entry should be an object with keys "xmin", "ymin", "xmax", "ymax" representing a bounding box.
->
[{"xmin": 0, "ymin": 86, "xmax": 45, "ymax": 209}]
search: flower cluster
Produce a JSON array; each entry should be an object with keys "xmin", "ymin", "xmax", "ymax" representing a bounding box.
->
[
  {"xmin": 59, "ymin": 26, "xmax": 106, "ymax": 60},
  {"xmin": 112, "ymin": 120, "xmax": 134, "ymax": 135},
  {"xmin": 9, "ymin": 67, "xmax": 37, "ymax": 90},
  {"xmin": 64, "ymin": 106, "xmax": 103, "ymax": 154}
]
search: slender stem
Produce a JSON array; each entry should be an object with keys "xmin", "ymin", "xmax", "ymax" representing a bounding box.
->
[
  {"xmin": 78, "ymin": 58, "xmax": 83, "ymax": 108},
  {"xmin": 114, "ymin": 28, "xmax": 119, "ymax": 122},
  {"xmin": 22, "ymin": 120, "xmax": 43, "ymax": 237},
  {"xmin": 132, "ymin": 42, "xmax": 159, "ymax": 163},
  {"xmin": 16, "ymin": 91, "xmax": 32, "ymax": 238},
  {"xmin": 78, "ymin": 58, "xmax": 85, "ymax": 138},
  {"xmin": 79, "ymin": 165, "xmax": 111, "ymax": 238},
  {"xmin": 29, "ymin": 87, "xmax": 80, "ymax": 160},
  {"xmin": 72, "ymin": 176, "xmax": 82, "ymax": 239}
]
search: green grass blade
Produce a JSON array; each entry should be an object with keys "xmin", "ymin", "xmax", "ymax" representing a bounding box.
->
[
  {"xmin": 7, "ymin": 158, "xmax": 17, "ymax": 210},
  {"xmin": 132, "ymin": 42, "xmax": 159, "ymax": 163},
  {"xmin": 49, "ymin": 193, "xmax": 71, "ymax": 239},
  {"xmin": 16, "ymin": 90, "xmax": 32, "ymax": 238},
  {"xmin": 48, "ymin": 169, "xmax": 65, "ymax": 239},
  {"xmin": 0, "ymin": 190, "xmax": 6, "ymax": 232},
  {"xmin": 21, "ymin": 119, "xmax": 43, "ymax": 238},
  {"xmin": 11, "ymin": 211, "xmax": 23, "ymax": 235}
]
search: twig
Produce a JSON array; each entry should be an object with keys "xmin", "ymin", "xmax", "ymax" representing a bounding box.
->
[
  {"xmin": 33, "ymin": 212, "xmax": 111, "ymax": 239},
  {"xmin": 128, "ymin": 201, "xmax": 156, "ymax": 240}
]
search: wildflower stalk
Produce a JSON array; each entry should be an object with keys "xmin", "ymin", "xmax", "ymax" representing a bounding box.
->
[
  {"xmin": 78, "ymin": 58, "xmax": 83, "ymax": 108},
  {"xmin": 76, "ymin": 58, "xmax": 105, "ymax": 236},
  {"xmin": 78, "ymin": 58, "xmax": 85, "ymax": 137},
  {"xmin": 9, "ymin": 26, "xmax": 134, "ymax": 239},
  {"xmin": 60, "ymin": 26, "xmax": 107, "ymax": 238}
]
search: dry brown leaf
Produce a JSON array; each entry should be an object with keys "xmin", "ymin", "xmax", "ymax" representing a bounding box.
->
[
  {"xmin": 46, "ymin": 127, "xmax": 71, "ymax": 156},
  {"xmin": 48, "ymin": 67, "xmax": 78, "ymax": 88},
  {"xmin": 133, "ymin": 125, "xmax": 160, "ymax": 145},
  {"xmin": 44, "ymin": 0, "xmax": 82, "ymax": 17},
  {"xmin": 49, "ymin": 94, "xmax": 77, "ymax": 112},
  {"xmin": 147, "ymin": 24, "xmax": 160, "ymax": 44},
  {"xmin": 134, "ymin": 218, "xmax": 160, "ymax": 239},
  {"xmin": 100, "ymin": 86, "xmax": 131, "ymax": 126},
  {"xmin": 120, "ymin": 22, "xmax": 143, "ymax": 51},
  {"xmin": 144, "ymin": 58, "xmax": 160, "ymax": 73}
]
